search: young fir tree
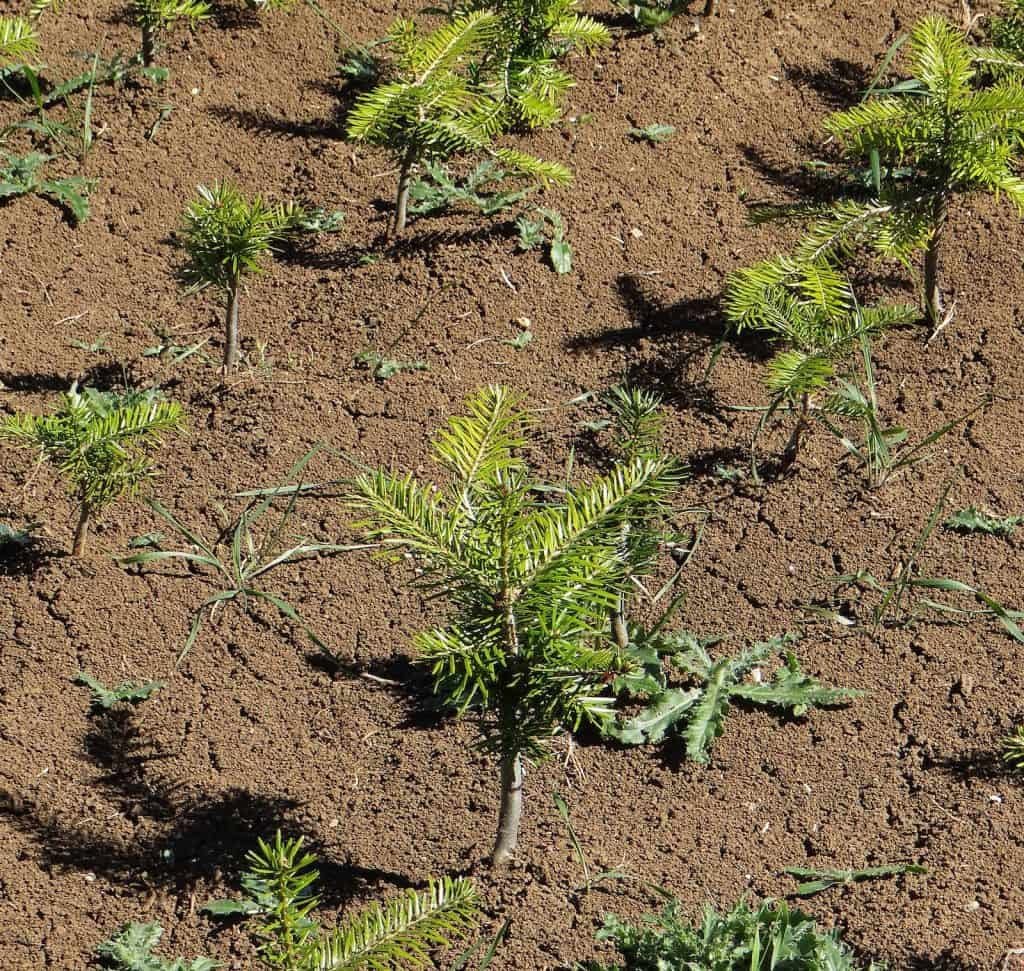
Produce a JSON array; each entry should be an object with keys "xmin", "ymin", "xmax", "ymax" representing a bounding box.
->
[
  {"xmin": 180, "ymin": 182, "xmax": 341, "ymax": 371},
  {"xmin": 0, "ymin": 386, "xmax": 183, "ymax": 556},
  {"xmin": 0, "ymin": 16, "xmax": 38, "ymax": 68},
  {"xmin": 132, "ymin": 0, "xmax": 211, "ymax": 66},
  {"xmin": 723, "ymin": 257, "xmax": 916, "ymax": 476},
  {"xmin": 346, "ymin": 11, "xmax": 572, "ymax": 237},
  {"xmin": 759, "ymin": 16, "xmax": 1024, "ymax": 325},
  {"xmin": 347, "ymin": 386, "xmax": 680, "ymax": 865},
  {"xmin": 463, "ymin": 0, "xmax": 610, "ymax": 128}
]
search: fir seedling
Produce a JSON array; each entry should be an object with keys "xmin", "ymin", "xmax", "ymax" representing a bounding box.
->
[
  {"xmin": 347, "ymin": 386, "xmax": 680, "ymax": 864},
  {"xmin": 0, "ymin": 386, "xmax": 183, "ymax": 556},
  {"xmin": 98, "ymin": 922, "xmax": 218, "ymax": 971},
  {"xmin": 0, "ymin": 151, "xmax": 95, "ymax": 223},
  {"xmin": 0, "ymin": 16, "xmax": 39, "ymax": 70},
  {"xmin": 945, "ymin": 505, "xmax": 1024, "ymax": 537},
  {"xmin": 179, "ymin": 182, "xmax": 342, "ymax": 370},
  {"xmin": 723, "ymin": 257, "xmax": 915, "ymax": 479},
  {"xmin": 1003, "ymin": 724, "xmax": 1024, "ymax": 772},
  {"xmin": 466, "ymin": 0, "xmax": 610, "ymax": 128},
  {"xmin": 604, "ymin": 631, "xmax": 861, "ymax": 761},
  {"xmin": 202, "ymin": 832, "xmax": 479, "ymax": 970},
  {"xmin": 132, "ymin": 0, "xmax": 211, "ymax": 67},
  {"xmin": 783, "ymin": 862, "xmax": 926, "ymax": 898},
  {"xmin": 758, "ymin": 16, "xmax": 1024, "ymax": 324},
  {"xmin": 120, "ymin": 452, "xmax": 367, "ymax": 664},
  {"xmin": 346, "ymin": 12, "xmax": 571, "ymax": 237},
  {"xmin": 75, "ymin": 671, "xmax": 164, "ymax": 712},
  {"xmin": 583, "ymin": 896, "xmax": 881, "ymax": 971}
]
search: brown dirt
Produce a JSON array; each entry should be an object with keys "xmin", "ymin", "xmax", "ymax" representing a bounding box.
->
[{"xmin": 2, "ymin": 0, "xmax": 1024, "ymax": 968}]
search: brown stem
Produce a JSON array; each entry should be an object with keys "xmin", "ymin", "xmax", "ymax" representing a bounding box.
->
[
  {"xmin": 780, "ymin": 393, "xmax": 810, "ymax": 469},
  {"xmin": 923, "ymin": 199, "xmax": 947, "ymax": 325},
  {"xmin": 391, "ymin": 150, "xmax": 415, "ymax": 238},
  {"xmin": 611, "ymin": 601, "xmax": 629, "ymax": 651},
  {"xmin": 141, "ymin": 23, "xmax": 156, "ymax": 67},
  {"xmin": 72, "ymin": 503, "xmax": 92, "ymax": 556},
  {"xmin": 704, "ymin": 0, "xmax": 719, "ymax": 14},
  {"xmin": 223, "ymin": 279, "xmax": 240, "ymax": 371},
  {"xmin": 490, "ymin": 749, "xmax": 523, "ymax": 866}
]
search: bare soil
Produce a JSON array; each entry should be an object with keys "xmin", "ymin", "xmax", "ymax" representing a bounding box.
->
[{"xmin": 1, "ymin": 0, "xmax": 1023, "ymax": 968}]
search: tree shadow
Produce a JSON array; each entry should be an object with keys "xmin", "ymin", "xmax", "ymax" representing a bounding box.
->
[
  {"xmin": 785, "ymin": 58, "xmax": 876, "ymax": 110},
  {"xmin": 208, "ymin": 104, "xmax": 346, "ymax": 140},
  {"xmin": 740, "ymin": 142, "xmax": 848, "ymax": 201},
  {"xmin": 902, "ymin": 953, "xmax": 984, "ymax": 971},
  {"xmin": 0, "ymin": 360, "xmax": 137, "ymax": 394},
  {"xmin": 928, "ymin": 747, "xmax": 1021, "ymax": 783}
]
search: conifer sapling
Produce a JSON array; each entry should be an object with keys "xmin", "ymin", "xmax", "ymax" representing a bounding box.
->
[
  {"xmin": 179, "ymin": 182, "xmax": 342, "ymax": 370},
  {"xmin": 0, "ymin": 386, "xmax": 184, "ymax": 556},
  {"xmin": 758, "ymin": 16, "xmax": 1024, "ymax": 324},
  {"xmin": 132, "ymin": 0, "xmax": 211, "ymax": 66},
  {"xmin": 347, "ymin": 386, "xmax": 680, "ymax": 865},
  {"xmin": 346, "ymin": 12, "xmax": 572, "ymax": 237}
]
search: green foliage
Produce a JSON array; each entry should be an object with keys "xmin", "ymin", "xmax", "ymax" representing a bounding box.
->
[
  {"xmin": 603, "ymin": 631, "xmax": 862, "ymax": 762},
  {"xmin": 824, "ymin": 479, "xmax": 1024, "ymax": 643},
  {"xmin": 582, "ymin": 896, "xmax": 880, "ymax": 971},
  {"xmin": 614, "ymin": 0, "xmax": 687, "ymax": 32},
  {"xmin": 0, "ymin": 15, "xmax": 39, "ymax": 66},
  {"xmin": 347, "ymin": 386, "xmax": 681, "ymax": 860},
  {"xmin": 0, "ymin": 385, "xmax": 183, "ymax": 554},
  {"xmin": 602, "ymin": 385, "xmax": 665, "ymax": 461},
  {"xmin": 991, "ymin": 0, "xmax": 1024, "ymax": 67},
  {"xmin": 464, "ymin": 0, "xmax": 611, "ymax": 128},
  {"xmin": 203, "ymin": 832, "xmax": 479, "ymax": 971},
  {"xmin": 0, "ymin": 521, "xmax": 36, "ymax": 552},
  {"xmin": 944, "ymin": 504, "xmax": 1024, "ymax": 537},
  {"xmin": 408, "ymin": 159, "xmax": 535, "ymax": 218},
  {"xmin": 354, "ymin": 349, "xmax": 428, "ymax": 380},
  {"xmin": 756, "ymin": 16, "xmax": 1024, "ymax": 322},
  {"xmin": 75, "ymin": 670, "xmax": 164, "ymax": 712},
  {"xmin": 1003, "ymin": 723, "xmax": 1024, "ymax": 772},
  {"xmin": 346, "ymin": 12, "xmax": 571, "ymax": 235},
  {"xmin": 723, "ymin": 257, "xmax": 915, "ymax": 478},
  {"xmin": 120, "ymin": 452, "xmax": 366, "ymax": 664},
  {"xmin": 0, "ymin": 151, "xmax": 95, "ymax": 223},
  {"xmin": 133, "ymin": 0, "xmax": 211, "ymax": 65},
  {"xmin": 179, "ymin": 182, "xmax": 342, "ymax": 368},
  {"xmin": 97, "ymin": 921, "xmax": 218, "ymax": 971},
  {"xmin": 783, "ymin": 862, "xmax": 926, "ymax": 897},
  {"xmin": 516, "ymin": 207, "xmax": 572, "ymax": 273},
  {"xmin": 627, "ymin": 123, "xmax": 675, "ymax": 144}
]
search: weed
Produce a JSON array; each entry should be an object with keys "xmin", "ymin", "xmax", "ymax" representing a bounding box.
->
[
  {"xmin": 615, "ymin": 0, "xmax": 687, "ymax": 32},
  {"xmin": 202, "ymin": 832, "xmax": 479, "ymax": 970},
  {"xmin": 945, "ymin": 505, "xmax": 1024, "ymax": 537},
  {"xmin": 347, "ymin": 386, "xmax": 681, "ymax": 864},
  {"xmin": 120, "ymin": 452, "xmax": 367, "ymax": 663},
  {"xmin": 0, "ymin": 521, "xmax": 37, "ymax": 553},
  {"xmin": 582, "ymin": 895, "xmax": 881, "ymax": 971},
  {"xmin": 0, "ymin": 385, "xmax": 183, "ymax": 556},
  {"xmin": 603, "ymin": 631, "xmax": 861, "ymax": 761},
  {"xmin": 0, "ymin": 151, "xmax": 95, "ymax": 223},
  {"xmin": 783, "ymin": 862, "xmax": 926, "ymax": 897},
  {"xmin": 517, "ymin": 207, "xmax": 572, "ymax": 273},
  {"xmin": 553, "ymin": 791, "xmax": 630, "ymax": 894},
  {"xmin": 179, "ymin": 182, "xmax": 343, "ymax": 370},
  {"xmin": 69, "ymin": 333, "xmax": 110, "ymax": 354},
  {"xmin": 354, "ymin": 348, "xmax": 428, "ymax": 380},
  {"xmin": 409, "ymin": 159, "xmax": 535, "ymax": 219},
  {"xmin": 823, "ymin": 480, "xmax": 1024, "ymax": 642},
  {"xmin": 97, "ymin": 921, "xmax": 217, "ymax": 970},
  {"xmin": 75, "ymin": 671, "xmax": 163, "ymax": 712},
  {"xmin": 627, "ymin": 123, "xmax": 675, "ymax": 144}
]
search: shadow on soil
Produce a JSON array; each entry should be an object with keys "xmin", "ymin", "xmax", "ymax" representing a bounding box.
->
[{"xmin": 0, "ymin": 360, "xmax": 137, "ymax": 394}]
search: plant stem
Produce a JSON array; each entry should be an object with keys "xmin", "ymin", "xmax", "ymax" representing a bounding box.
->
[
  {"xmin": 611, "ymin": 600, "xmax": 629, "ymax": 651},
  {"xmin": 924, "ymin": 196, "xmax": 948, "ymax": 325},
  {"xmin": 391, "ymin": 149, "xmax": 416, "ymax": 238},
  {"xmin": 141, "ymin": 23, "xmax": 156, "ymax": 67},
  {"xmin": 704, "ymin": 0, "xmax": 719, "ymax": 14},
  {"xmin": 224, "ymin": 277, "xmax": 241, "ymax": 370},
  {"xmin": 72, "ymin": 503, "xmax": 92, "ymax": 556},
  {"xmin": 780, "ymin": 393, "xmax": 810, "ymax": 469},
  {"xmin": 491, "ymin": 749, "xmax": 523, "ymax": 866}
]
